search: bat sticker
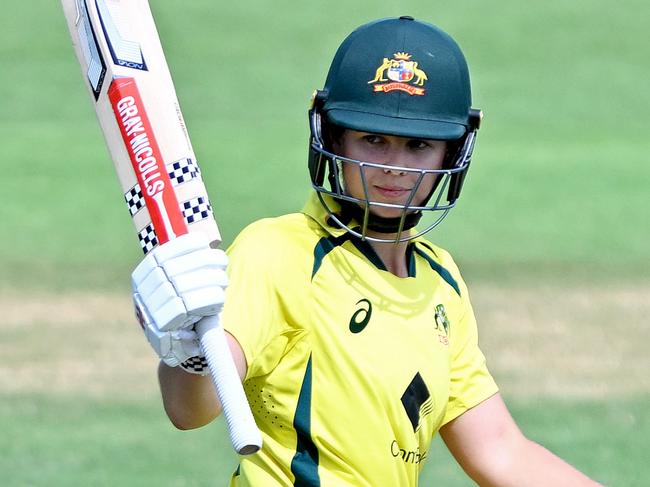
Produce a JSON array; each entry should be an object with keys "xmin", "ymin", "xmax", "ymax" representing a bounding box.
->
[
  {"xmin": 74, "ymin": 0, "xmax": 107, "ymax": 99},
  {"xmin": 95, "ymin": 0, "xmax": 148, "ymax": 71},
  {"xmin": 137, "ymin": 223, "xmax": 158, "ymax": 254},
  {"xmin": 109, "ymin": 77, "xmax": 188, "ymax": 244},
  {"xmin": 167, "ymin": 158, "xmax": 201, "ymax": 185},
  {"xmin": 181, "ymin": 196, "xmax": 213, "ymax": 224},
  {"xmin": 124, "ymin": 157, "xmax": 201, "ymax": 216},
  {"xmin": 124, "ymin": 185, "xmax": 144, "ymax": 216}
]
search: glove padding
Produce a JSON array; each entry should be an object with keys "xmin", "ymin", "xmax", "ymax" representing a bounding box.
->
[{"xmin": 132, "ymin": 233, "xmax": 228, "ymax": 368}]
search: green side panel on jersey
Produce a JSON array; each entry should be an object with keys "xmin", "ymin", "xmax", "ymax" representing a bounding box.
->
[{"xmin": 290, "ymin": 355, "xmax": 320, "ymax": 486}]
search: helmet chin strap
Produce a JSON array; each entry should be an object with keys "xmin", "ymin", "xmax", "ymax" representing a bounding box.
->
[{"xmin": 332, "ymin": 199, "xmax": 423, "ymax": 234}]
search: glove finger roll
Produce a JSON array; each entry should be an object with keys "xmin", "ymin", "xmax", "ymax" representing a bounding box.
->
[
  {"xmin": 152, "ymin": 296, "xmax": 189, "ymax": 332},
  {"xmin": 153, "ymin": 233, "xmax": 210, "ymax": 265},
  {"xmin": 136, "ymin": 266, "xmax": 172, "ymax": 301},
  {"xmin": 163, "ymin": 248, "xmax": 227, "ymax": 278},
  {"xmin": 171, "ymin": 268, "xmax": 228, "ymax": 294},
  {"xmin": 131, "ymin": 252, "xmax": 158, "ymax": 287},
  {"xmin": 183, "ymin": 286, "xmax": 226, "ymax": 316}
]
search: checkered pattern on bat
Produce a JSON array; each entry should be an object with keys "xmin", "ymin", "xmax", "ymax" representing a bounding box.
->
[
  {"xmin": 182, "ymin": 196, "xmax": 213, "ymax": 224},
  {"xmin": 124, "ymin": 158, "xmax": 201, "ymax": 216},
  {"xmin": 138, "ymin": 224, "xmax": 158, "ymax": 255},
  {"xmin": 168, "ymin": 157, "xmax": 201, "ymax": 185},
  {"xmin": 125, "ymin": 186, "xmax": 145, "ymax": 216},
  {"xmin": 180, "ymin": 356, "xmax": 210, "ymax": 375},
  {"xmin": 134, "ymin": 196, "xmax": 211, "ymax": 254}
]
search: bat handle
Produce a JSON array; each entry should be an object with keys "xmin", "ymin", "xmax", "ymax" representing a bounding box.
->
[{"xmin": 195, "ymin": 315, "xmax": 263, "ymax": 455}]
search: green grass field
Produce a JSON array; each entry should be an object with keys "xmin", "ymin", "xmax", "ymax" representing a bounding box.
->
[{"xmin": 1, "ymin": 0, "xmax": 648, "ymax": 485}]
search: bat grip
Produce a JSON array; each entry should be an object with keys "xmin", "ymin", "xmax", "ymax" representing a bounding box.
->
[{"xmin": 195, "ymin": 315, "xmax": 262, "ymax": 455}]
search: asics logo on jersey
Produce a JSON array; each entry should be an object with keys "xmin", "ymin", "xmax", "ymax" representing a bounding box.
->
[{"xmin": 349, "ymin": 298, "xmax": 372, "ymax": 333}]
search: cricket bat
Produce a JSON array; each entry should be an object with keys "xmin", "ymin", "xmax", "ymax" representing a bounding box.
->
[{"xmin": 60, "ymin": 0, "xmax": 262, "ymax": 455}]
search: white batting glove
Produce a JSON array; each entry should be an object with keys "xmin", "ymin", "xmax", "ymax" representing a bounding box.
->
[{"xmin": 132, "ymin": 233, "xmax": 228, "ymax": 370}]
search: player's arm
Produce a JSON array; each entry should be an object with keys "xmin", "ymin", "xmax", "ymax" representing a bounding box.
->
[
  {"xmin": 158, "ymin": 331, "xmax": 247, "ymax": 430},
  {"xmin": 439, "ymin": 393, "xmax": 602, "ymax": 486}
]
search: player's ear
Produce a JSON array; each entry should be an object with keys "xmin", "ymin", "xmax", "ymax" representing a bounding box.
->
[
  {"xmin": 323, "ymin": 123, "xmax": 345, "ymax": 152},
  {"xmin": 446, "ymin": 108, "xmax": 482, "ymax": 202}
]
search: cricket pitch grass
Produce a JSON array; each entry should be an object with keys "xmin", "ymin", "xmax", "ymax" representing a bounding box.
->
[{"xmin": 2, "ymin": 284, "xmax": 648, "ymax": 400}]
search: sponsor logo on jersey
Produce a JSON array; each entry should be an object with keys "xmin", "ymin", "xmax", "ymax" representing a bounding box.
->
[
  {"xmin": 368, "ymin": 52, "xmax": 428, "ymax": 96},
  {"xmin": 390, "ymin": 440, "xmax": 428, "ymax": 464},
  {"xmin": 349, "ymin": 298, "xmax": 372, "ymax": 333},
  {"xmin": 434, "ymin": 304, "xmax": 450, "ymax": 346}
]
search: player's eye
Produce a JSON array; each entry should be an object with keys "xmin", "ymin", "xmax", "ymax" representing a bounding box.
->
[
  {"xmin": 362, "ymin": 134, "xmax": 385, "ymax": 145},
  {"xmin": 406, "ymin": 139, "xmax": 431, "ymax": 150}
]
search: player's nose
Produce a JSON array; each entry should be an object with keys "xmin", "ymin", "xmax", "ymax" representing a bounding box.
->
[
  {"xmin": 379, "ymin": 145, "xmax": 413, "ymax": 173},
  {"xmin": 382, "ymin": 167, "xmax": 407, "ymax": 176}
]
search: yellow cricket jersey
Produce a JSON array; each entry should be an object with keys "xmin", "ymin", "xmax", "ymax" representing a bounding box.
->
[{"xmin": 222, "ymin": 194, "xmax": 498, "ymax": 486}]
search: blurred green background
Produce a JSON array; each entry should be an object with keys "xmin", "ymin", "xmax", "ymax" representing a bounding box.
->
[{"xmin": 1, "ymin": 0, "xmax": 648, "ymax": 485}]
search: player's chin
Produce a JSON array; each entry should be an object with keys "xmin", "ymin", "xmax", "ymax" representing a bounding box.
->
[
  {"xmin": 368, "ymin": 205, "xmax": 407, "ymax": 220},
  {"xmin": 368, "ymin": 195, "xmax": 427, "ymax": 219}
]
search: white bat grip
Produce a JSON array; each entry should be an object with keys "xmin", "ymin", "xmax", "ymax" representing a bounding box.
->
[{"xmin": 195, "ymin": 315, "xmax": 262, "ymax": 455}]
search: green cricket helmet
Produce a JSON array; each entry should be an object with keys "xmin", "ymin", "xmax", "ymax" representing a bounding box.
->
[{"xmin": 308, "ymin": 16, "xmax": 482, "ymax": 242}]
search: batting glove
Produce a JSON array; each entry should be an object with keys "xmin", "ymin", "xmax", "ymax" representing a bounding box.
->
[{"xmin": 132, "ymin": 233, "xmax": 228, "ymax": 370}]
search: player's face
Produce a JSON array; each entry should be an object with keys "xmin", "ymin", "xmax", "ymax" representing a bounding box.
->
[{"xmin": 334, "ymin": 130, "xmax": 447, "ymax": 219}]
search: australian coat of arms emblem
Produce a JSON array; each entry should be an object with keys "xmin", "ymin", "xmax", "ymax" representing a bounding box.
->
[{"xmin": 368, "ymin": 52, "xmax": 428, "ymax": 96}]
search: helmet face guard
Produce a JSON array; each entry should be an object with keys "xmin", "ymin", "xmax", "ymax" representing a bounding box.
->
[{"xmin": 308, "ymin": 98, "xmax": 481, "ymax": 243}]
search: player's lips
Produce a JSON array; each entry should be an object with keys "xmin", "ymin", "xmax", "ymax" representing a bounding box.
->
[{"xmin": 374, "ymin": 185, "xmax": 411, "ymax": 198}]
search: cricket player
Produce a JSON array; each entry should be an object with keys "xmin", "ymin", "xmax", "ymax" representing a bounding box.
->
[{"xmin": 132, "ymin": 16, "xmax": 602, "ymax": 486}]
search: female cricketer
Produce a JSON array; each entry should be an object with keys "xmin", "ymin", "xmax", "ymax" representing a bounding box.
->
[{"xmin": 132, "ymin": 16, "xmax": 602, "ymax": 486}]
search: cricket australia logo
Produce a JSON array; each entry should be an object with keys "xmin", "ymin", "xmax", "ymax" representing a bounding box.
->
[{"xmin": 368, "ymin": 52, "xmax": 428, "ymax": 96}]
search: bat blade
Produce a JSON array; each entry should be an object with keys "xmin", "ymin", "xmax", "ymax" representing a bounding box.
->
[{"xmin": 61, "ymin": 0, "xmax": 262, "ymax": 454}]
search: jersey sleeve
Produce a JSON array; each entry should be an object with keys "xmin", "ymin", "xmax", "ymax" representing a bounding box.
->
[
  {"xmin": 220, "ymin": 220, "xmax": 294, "ymax": 380},
  {"xmin": 440, "ymin": 257, "xmax": 499, "ymax": 426}
]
